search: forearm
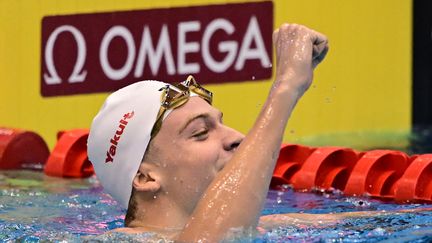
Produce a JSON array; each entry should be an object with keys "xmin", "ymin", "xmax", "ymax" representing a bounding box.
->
[
  {"xmin": 259, "ymin": 207, "xmax": 432, "ymax": 230},
  {"xmin": 258, "ymin": 213, "xmax": 340, "ymax": 229},
  {"xmin": 257, "ymin": 212, "xmax": 375, "ymax": 230},
  {"xmin": 177, "ymin": 82, "xmax": 303, "ymax": 242}
]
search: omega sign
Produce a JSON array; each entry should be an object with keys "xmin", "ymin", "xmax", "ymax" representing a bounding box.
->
[{"xmin": 41, "ymin": 2, "xmax": 273, "ymax": 96}]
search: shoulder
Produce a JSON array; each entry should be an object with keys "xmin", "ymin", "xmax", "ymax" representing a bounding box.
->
[
  {"xmin": 110, "ymin": 227, "xmax": 144, "ymax": 234},
  {"xmin": 82, "ymin": 228, "xmax": 173, "ymax": 242},
  {"xmin": 109, "ymin": 227, "xmax": 179, "ymax": 241}
]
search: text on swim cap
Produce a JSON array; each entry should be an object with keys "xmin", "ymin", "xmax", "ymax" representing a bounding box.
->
[{"xmin": 105, "ymin": 111, "xmax": 135, "ymax": 163}]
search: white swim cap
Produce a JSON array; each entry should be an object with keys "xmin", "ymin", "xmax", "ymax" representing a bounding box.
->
[{"xmin": 87, "ymin": 77, "xmax": 210, "ymax": 209}]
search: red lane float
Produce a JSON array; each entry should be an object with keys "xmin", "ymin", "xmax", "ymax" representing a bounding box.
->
[
  {"xmin": 395, "ymin": 154, "xmax": 432, "ymax": 202},
  {"xmin": 291, "ymin": 147, "xmax": 359, "ymax": 191},
  {"xmin": 272, "ymin": 144, "xmax": 432, "ymax": 203},
  {"xmin": 344, "ymin": 150, "xmax": 408, "ymax": 198},
  {"xmin": 3, "ymin": 126, "xmax": 432, "ymax": 203},
  {"xmin": 271, "ymin": 144, "xmax": 314, "ymax": 188},
  {"xmin": 44, "ymin": 129, "xmax": 94, "ymax": 178},
  {"xmin": 0, "ymin": 128, "xmax": 50, "ymax": 170}
]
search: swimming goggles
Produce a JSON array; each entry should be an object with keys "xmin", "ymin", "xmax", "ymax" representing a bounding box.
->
[{"xmin": 151, "ymin": 75, "xmax": 213, "ymax": 138}]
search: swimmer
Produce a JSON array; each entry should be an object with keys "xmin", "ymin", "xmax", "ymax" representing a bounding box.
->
[{"xmin": 88, "ymin": 23, "xmax": 342, "ymax": 241}]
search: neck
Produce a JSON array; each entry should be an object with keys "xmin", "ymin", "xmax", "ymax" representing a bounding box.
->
[{"xmin": 127, "ymin": 192, "xmax": 190, "ymax": 233}]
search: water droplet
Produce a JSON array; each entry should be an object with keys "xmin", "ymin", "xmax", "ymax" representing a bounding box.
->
[
  {"xmin": 332, "ymin": 86, "xmax": 336, "ymax": 91},
  {"xmin": 324, "ymin": 97, "xmax": 332, "ymax": 103},
  {"xmin": 251, "ymin": 76, "xmax": 256, "ymax": 80},
  {"xmin": 312, "ymin": 85, "xmax": 317, "ymax": 89},
  {"xmin": 153, "ymin": 195, "xmax": 157, "ymax": 199},
  {"xmin": 277, "ymin": 197, "xmax": 282, "ymax": 204},
  {"xmin": 369, "ymin": 227, "xmax": 386, "ymax": 236},
  {"xmin": 289, "ymin": 129, "xmax": 295, "ymax": 134}
]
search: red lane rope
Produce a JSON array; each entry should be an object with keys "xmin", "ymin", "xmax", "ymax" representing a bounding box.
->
[
  {"xmin": 2, "ymin": 127, "xmax": 432, "ymax": 203},
  {"xmin": 272, "ymin": 144, "xmax": 432, "ymax": 203}
]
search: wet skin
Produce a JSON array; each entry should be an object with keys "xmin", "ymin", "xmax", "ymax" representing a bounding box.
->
[
  {"xmin": 115, "ymin": 23, "xmax": 331, "ymax": 241},
  {"xmin": 110, "ymin": 22, "xmax": 432, "ymax": 242}
]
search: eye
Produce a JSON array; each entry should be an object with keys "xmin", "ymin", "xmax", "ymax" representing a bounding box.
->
[{"xmin": 192, "ymin": 129, "xmax": 209, "ymax": 140}]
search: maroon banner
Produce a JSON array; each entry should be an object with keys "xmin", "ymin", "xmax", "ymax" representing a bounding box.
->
[{"xmin": 41, "ymin": 2, "xmax": 273, "ymax": 97}]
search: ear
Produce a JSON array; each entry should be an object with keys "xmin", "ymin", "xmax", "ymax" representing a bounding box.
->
[{"xmin": 132, "ymin": 163, "xmax": 161, "ymax": 193}]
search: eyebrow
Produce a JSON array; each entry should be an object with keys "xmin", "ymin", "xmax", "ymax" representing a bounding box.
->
[{"xmin": 178, "ymin": 111, "xmax": 223, "ymax": 135}]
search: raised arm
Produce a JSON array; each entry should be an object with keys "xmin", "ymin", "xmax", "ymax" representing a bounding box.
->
[{"xmin": 177, "ymin": 23, "xmax": 329, "ymax": 242}]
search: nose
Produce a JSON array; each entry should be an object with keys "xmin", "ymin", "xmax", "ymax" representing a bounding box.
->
[{"xmin": 222, "ymin": 125, "xmax": 245, "ymax": 152}]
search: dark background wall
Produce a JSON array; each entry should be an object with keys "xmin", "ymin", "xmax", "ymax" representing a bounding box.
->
[{"xmin": 413, "ymin": 0, "xmax": 432, "ymax": 127}]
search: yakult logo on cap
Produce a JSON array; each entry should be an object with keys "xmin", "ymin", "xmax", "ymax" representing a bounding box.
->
[
  {"xmin": 41, "ymin": 2, "xmax": 273, "ymax": 97},
  {"xmin": 105, "ymin": 111, "xmax": 135, "ymax": 163}
]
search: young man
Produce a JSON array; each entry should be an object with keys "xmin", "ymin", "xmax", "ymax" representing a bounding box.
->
[{"xmin": 88, "ymin": 23, "xmax": 332, "ymax": 241}]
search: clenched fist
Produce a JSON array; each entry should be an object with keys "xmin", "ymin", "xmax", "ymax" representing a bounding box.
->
[{"xmin": 273, "ymin": 23, "xmax": 329, "ymax": 96}]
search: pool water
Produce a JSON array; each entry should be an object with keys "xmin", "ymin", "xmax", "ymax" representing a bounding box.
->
[
  {"xmin": 2, "ymin": 128, "xmax": 432, "ymax": 242},
  {"xmin": 1, "ymin": 170, "xmax": 432, "ymax": 242}
]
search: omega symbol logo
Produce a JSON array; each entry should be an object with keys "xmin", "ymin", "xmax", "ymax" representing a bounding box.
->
[{"xmin": 44, "ymin": 25, "xmax": 87, "ymax": 84}]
